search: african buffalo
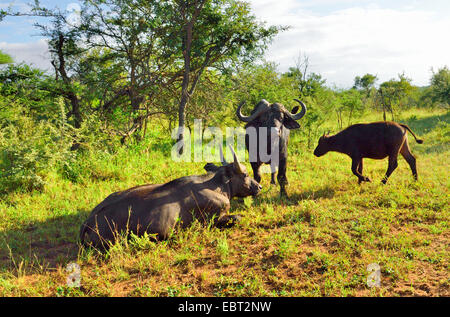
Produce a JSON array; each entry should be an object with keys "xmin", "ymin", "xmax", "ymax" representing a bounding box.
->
[
  {"xmin": 236, "ymin": 99, "xmax": 307, "ymax": 196},
  {"xmin": 79, "ymin": 147, "xmax": 261, "ymax": 249},
  {"xmin": 313, "ymin": 121, "xmax": 423, "ymax": 184}
]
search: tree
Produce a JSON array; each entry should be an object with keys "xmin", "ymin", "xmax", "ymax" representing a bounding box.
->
[
  {"xmin": 167, "ymin": 0, "xmax": 282, "ymax": 153},
  {"xmin": 33, "ymin": 8, "xmax": 87, "ymax": 149},
  {"xmin": 353, "ymin": 73, "xmax": 377, "ymax": 92},
  {"xmin": 353, "ymin": 73, "xmax": 377, "ymax": 113},
  {"xmin": 377, "ymin": 73, "xmax": 414, "ymax": 121},
  {"xmin": 24, "ymin": 0, "xmax": 280, "ymax": 148},
  {"xmin": 286, "ymin": 54, "xmax": 326, "ymax": 99},
  {"xmin": 10, "ymin": 0, "xmax": 180, "ymax": 144},
  {"xmin": 5, "ymin": 3, "xmax": 87, "ymax": 149},
  {"xmin": 0, "ymin": 64, "xmax": 59, "ymax": 118},
  {"xmin": 429, "ymin": 66, "xmax": 450, "ymax": 108},
  {"xmin": 0, "ymin": 50, "xmax": 13, "ymax": 64},
  {"xmin": 79, "ymin": 0, "xmax": 180, "ymax": 143},
  {"xmin": 285, "ymin": 55, "xmax": 331, "ymax": 146},
  {"xmin": 338, "ymin": 89, "xmax": 364, "ymax": 127}
]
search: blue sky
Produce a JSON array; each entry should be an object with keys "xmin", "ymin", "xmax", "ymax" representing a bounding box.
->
[
  {"xmin": 1, "ymin": 0, "xmax": 449, "ymax": 87},
  {"xmin": 0, "ymin": 0, "xmax": 79, "ymax": 43}
]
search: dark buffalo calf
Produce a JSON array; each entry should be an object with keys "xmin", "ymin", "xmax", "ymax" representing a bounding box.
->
[{"xmin": 313, "ymin": 121, "xmax": 423, "ymax": 184}]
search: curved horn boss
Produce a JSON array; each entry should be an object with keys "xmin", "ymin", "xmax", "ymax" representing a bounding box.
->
[
  {"xmin": 236, "ymin": 100, "xmax": 271, "ymax": 122},
  {"xmin": 289, "ymin": 99, "xmax": 307, "ymax": 120}
]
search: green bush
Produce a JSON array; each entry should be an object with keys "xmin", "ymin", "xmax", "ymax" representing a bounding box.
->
[{"xmin": 0, "ymin": 99, "xmax": 72, "ymax": 194}]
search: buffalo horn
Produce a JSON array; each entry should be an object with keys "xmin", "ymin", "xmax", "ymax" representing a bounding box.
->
[
  {"xmin": 236, "ymin": 100, "xmax": 270, "ymax": 122},
  {"xmin": 288, "ymin": 99, "xmax": 307, "ymax": 120},
  {"xmin": 219, "ymin": 146, "xmax": 227, "ymax": 165},
  {"xmin": 228, "ymin": 145, "xmax": 245, "ymax": 174}
]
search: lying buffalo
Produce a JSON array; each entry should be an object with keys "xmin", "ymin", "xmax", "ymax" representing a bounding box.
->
[
  {"xmin": 236, "ymin": 99, "xmax": 307, "ymax": 196},
  {"xmin": 79, "ymin": 147, "xmax": 261, "ymax": 249},
  {"xmin": 313, "ymin": 121, "xmax": 423, "ymax": 184}
]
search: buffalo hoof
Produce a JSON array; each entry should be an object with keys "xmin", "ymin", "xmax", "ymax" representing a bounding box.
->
[
  {"xmin": 216, "ymin": 214, "xmax": 242, "ymax": 229},
  {"xmin": 359, "ymin": 177, "xmax": 371, "ymax": 183},
  {"xmin": 381, "ymin": 179, "xmax": 388, "ymax": 185}
]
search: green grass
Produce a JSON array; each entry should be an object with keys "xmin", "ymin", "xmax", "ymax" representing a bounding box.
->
[{"xmin": 0, "ymin": 109, "xmax": 448, "ymax": 296}]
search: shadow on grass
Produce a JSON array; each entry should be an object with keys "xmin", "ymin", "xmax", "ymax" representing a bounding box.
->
[
  {"xmin": 250, "ymin": 185, "xmax": 335, "ymax": 207},
  {"xmin": 0, "ymin": 211, "xmax": 89, "ymax": 271},
  {"xmin": 288, "ymin": 187, "xmax": 335, "ymax": 202},
  {"xmin": 401, "ymin": 111, "xmax": 450, "ymax": 155},
  {"xmin": 419, "ymin": 143, "xmax": 449, "ymax": 155},
  {"xmin": 150, "ymin": 137, "xmax": 173, "ymax": 156},
  {"xmin": 402, "ymin": 111, "xmax": 449, "ymax": 135}
]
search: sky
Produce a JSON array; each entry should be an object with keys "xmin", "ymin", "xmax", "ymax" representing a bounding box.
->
[{"xmin": 0, "ymin": 0, "xmax": 449, "ymax": 88}]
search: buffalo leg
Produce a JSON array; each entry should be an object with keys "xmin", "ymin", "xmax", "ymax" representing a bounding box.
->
[
  {"xmin": 277, "ymin": 157, "xmax": 288, "ymax": 196},
  {"xmin": 381, "ymin": 155, "xmax": 398, "ymax": 184},
  {"xmin": 270, "ymin": 173, "xmax": 276, "ymax": 184},
  {"xmin": 270, "ymin": 163, "xmax": 277, "ymax": 185},
  {"xmin": 251, "ymin": 162, "xmax": 262, "ymax": 183},
  {"xmin": 352, "ymin": 158, "xmax": 370, "ymax": 183},
  {"xmin": 357, "ymin": 159, "xmax": 364, "ymax": 184},
  {"xmin": 358, "ymin": 159, "xmax": 363, "ymax": 174},
  {"xmin": 400, "ymin": 140, "xmax": 418, "ymax": 181}
]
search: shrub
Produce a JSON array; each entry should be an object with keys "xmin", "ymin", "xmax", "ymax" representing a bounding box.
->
[{"xmin": 0, "ymin": 99, "xmax": 72, "ymax": 194}]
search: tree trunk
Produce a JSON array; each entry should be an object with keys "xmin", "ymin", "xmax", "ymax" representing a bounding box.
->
[
  {"xmin": 54, "ymin": 34, "xmax": 82, "ymax": 150},
  {"xmin": 177, "ymin": 19, "xmax": 193, "ymax": 155},
  {"xmin": 176, "ymin": 1, "xmax": 206, "ymax": 154}
]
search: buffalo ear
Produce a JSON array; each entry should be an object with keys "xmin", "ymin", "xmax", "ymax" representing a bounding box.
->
[
  {"xmin": 283, "ymin": 117, "xmax": 301, "ymax": 130},
  {"xmin": 204, "ymin": 163, "xmax": 220, "ymax": 173},
  {"xmin": 220, "ymin": 165, "xmax": 234, "ymax": 183},
  {"xmin": 206, "ymin": 164, "xmax": 233, "ymax": 184},
  {"xmin": 291, "ymin": 105, "xmax": 300, "ymax": 114}
]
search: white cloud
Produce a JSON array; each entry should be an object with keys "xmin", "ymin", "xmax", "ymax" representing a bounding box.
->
[
  {"xmin": 249, "ymin": 0, "xmax": 450, "ymax": 87},
  {"xmin": 0, "ymin": 39, "xmax": 51, "ymax": 70}
]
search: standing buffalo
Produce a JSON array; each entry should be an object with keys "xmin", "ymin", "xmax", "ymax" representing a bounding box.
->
[
  {"xmin": 79, "ymin": 147, "xmax": 261, "ymax": 249},
  {"xmin": 236, "ymin": 99, "xmax": 307, "ymax": 196},
  {"xmin": 313, "ymin": 121, "xmax": 423, "ymax": 184}
]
